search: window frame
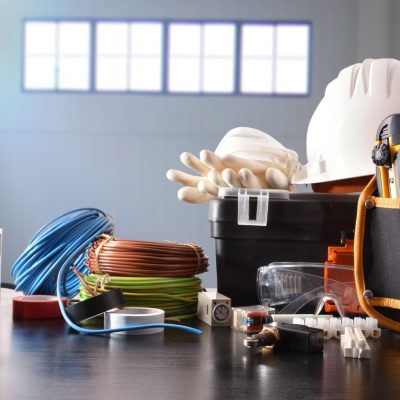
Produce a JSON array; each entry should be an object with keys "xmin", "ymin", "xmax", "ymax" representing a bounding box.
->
[{"xmin": 22, "ymin": 18, "xmax": 312, "ymax": 97}]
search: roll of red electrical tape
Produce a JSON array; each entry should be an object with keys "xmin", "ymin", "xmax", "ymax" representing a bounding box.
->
[{"xmin": 13, "ymin": 295, "xmax": 67, "ymax": 319}]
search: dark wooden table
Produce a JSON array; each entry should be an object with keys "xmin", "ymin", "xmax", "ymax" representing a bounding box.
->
[{"xmin": 1, "ymin": 289, "xmax": 400, "ymax": 400}]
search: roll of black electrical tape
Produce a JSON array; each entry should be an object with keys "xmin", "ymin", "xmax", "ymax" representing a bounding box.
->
[{"xmin": 66, "ymin": 288, "xmax": 125, "ymax": 323}]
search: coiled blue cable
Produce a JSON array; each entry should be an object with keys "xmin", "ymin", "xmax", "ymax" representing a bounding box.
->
[
  {"xmin": 12, "ymin": 208, "xmax": 202, "ymax": 336},
  {"xmin": 12, "ymin": 208, "xmax": 112, "ymax": 297}
]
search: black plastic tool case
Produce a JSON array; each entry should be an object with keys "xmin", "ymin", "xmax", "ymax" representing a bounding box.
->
[{"xmin": 208, "ymin": 190, "xmax": 358, "ymax": 306}]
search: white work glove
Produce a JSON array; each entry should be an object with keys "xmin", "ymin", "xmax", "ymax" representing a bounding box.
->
[{"xmin": 167, "ymin": 127, "xmax": 301, "ymax": 204}]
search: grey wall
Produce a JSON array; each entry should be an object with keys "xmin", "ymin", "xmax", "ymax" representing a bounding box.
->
[{"xmin": 0, "ymin": 0, "xmax": 397, "ymax": 287}]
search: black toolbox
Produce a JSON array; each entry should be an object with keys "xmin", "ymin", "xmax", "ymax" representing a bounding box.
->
[{"xmin": 208, "ymin": 189, "xmax": 358, "ymax": 306}]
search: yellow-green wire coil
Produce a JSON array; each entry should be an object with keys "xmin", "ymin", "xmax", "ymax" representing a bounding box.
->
[{"xmin": 79, "ymin": 274, "xmax": 203, "ymax": 320}]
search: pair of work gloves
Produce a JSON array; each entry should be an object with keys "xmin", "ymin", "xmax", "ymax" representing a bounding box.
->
[{"xmin": 167, "ymin": 127, "xmax": 301, "ymax": 204}]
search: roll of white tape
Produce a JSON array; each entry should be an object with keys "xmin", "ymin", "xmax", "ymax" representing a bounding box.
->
[{"xmin": 104, "ymin": 307, "xmax": 165, "ymax": 335}]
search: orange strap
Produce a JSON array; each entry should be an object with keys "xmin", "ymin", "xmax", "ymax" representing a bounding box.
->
[
  {"xmin": 354, "ymin": 176, "xmax": 400, "ymax": 332},
  {"xmin": 370, "ymin": 297, "xmax": 400, "ymax": 309}
]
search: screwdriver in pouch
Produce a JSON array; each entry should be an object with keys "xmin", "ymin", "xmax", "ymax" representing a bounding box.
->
[{"xmin": 372, "ymin": 114, "xmax": 400, "ymax": 198}]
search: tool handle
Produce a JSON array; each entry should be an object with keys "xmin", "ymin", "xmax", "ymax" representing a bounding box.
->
[
  {"xmin": 376, "ymin": 166, "xmax": 389, "ymax": 198},
  {"xmin": 393, "ymin": 152, "xmax": 400, "ymax": 198},
  {"xmin": 376, "ymin": 166, "xmax": 384, "ymax": 197}
]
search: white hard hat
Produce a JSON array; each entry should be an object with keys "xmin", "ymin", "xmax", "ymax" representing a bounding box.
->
[{"xmin": 292, "ymin": 58, "xmax": 400, "ymax": 184}]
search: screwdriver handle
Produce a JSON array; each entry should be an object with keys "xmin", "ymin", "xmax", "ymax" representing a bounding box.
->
[
  {"xmin": 376, "ymin": 165, "xmax": 389, "ymax": 198},
  {"xmin": 393, "ymin": 152, "xmax": 400, "ymax": 198}
]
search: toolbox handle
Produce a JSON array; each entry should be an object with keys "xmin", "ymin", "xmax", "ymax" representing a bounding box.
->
[{"xmin": 237, "ymin": 189, "xmax": 269, "ymax": 226}]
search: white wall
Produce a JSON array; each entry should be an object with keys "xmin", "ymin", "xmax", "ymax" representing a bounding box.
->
[{"xmin": 0, "ymin": 0, "xmax": 397, "ymax": 287}]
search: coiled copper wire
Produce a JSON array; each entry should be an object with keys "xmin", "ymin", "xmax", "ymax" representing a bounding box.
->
[{"xmin": 86, "ymin": 235, "xmax": 209, "ymax": 277}]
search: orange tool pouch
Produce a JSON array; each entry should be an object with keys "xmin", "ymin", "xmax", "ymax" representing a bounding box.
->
[{"xmin": 354, "ymin": 176, "xmax": 400, "ymax": 332}]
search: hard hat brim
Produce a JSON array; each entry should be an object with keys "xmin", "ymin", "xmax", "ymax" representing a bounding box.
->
[{"xmin": 292, "ymin": 162, "xmax": 375, "ymax": 185}]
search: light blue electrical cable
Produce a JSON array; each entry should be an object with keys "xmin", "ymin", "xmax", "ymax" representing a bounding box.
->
[
  {"xmin": 12, "ymin": 208, "xmax": 112, "ymax": 296},
  {"xmin": 12, "ymin": 208, "xmax": 202, "ymax": 336}
]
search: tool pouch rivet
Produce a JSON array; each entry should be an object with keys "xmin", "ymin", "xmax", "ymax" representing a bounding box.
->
[
  {"xmin": 363, "ymin": 290, "xmax": 374, "ymax": 300},
  {"xmin": 364, "ymin": 199, "xmax": 375, "ymax": 209}
]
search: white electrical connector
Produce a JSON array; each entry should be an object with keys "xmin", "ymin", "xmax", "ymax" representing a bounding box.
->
[
  {"xmin": 329, "ymin": 317, "xmax": 343, "ymax": 339},
  {"xmin": 354, "ymin": 317, "xmax": 381, "ymax": 339},
  {"xmin": 293, "ymin": 316, "xmax": 334, "ymax": 339},
  {"xmin": 276, "ymin": 314, "xmax": 332, "ymax": 324},
  {"xmin": 341, "ymin": 327, "xmax": 371, "ymax": 358},
  {"xmin": 292, "ymin": 316, "xmax": 381, "ymax": 339}
]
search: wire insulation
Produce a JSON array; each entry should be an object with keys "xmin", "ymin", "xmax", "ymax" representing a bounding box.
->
[
  {"xmin": 86, "ymin": 236, "xmax": 209, "ymax": 277},
  {"xmin": 80, "ymin": 274, "xmax": 202, "ymax": 320},
  {"xmin": 11, "ymin": 208, "xmax": 202, "ymax": 336},
  {"xmin": 12, "ymin": 208, "xmax": 114, "ymax": 297}
]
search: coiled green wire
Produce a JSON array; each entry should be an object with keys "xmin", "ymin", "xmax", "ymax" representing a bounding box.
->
[{"xmin": 79, "ymin": 274, "xmax": 203, "ymax": 320}]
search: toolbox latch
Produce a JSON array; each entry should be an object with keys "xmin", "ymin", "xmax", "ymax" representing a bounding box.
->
[{"xmin": 238, "ymin": 189, "xmax": 269, "ymax": 226}]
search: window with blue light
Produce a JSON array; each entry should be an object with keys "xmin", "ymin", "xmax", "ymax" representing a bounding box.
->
[
  {"xmin": 23, "ymin": 20, "xmax": 311, "ymax": 96},
  {"xmin": 24, "ymin": 21, "xmax": 91, "ymax": 90},
  {"xmin": 96, "ymin": 22, "xmax": 163, "ymax": 91},
  {"xmin": 168, "ymin": 23, "xmax": 236, "ymax": 93},
  {"xmin": 240, "ymin": 23, "xmax": 310, "ymax": 94}
]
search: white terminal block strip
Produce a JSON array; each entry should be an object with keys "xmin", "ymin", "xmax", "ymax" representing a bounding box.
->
[
  {"xmin": 292, "ymin": 316, "xmax": 381, "ymax": 340},
  {"xmin": 274, "ymin": 314, "xmax": 332, "ymax": 324},
  {"xmin": 341, "ymin": 327, "xmax": 371, "ymax": 359}
]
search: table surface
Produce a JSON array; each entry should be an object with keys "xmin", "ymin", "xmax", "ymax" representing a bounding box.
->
[{"xmin": 1, "ymin": 289, "xmax": 400, "ymax": 400}]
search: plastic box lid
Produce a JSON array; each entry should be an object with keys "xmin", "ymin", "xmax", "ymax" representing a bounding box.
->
[{"xmin": 210, "ymin": 188, "xmax": 358, "ymax": 227}]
